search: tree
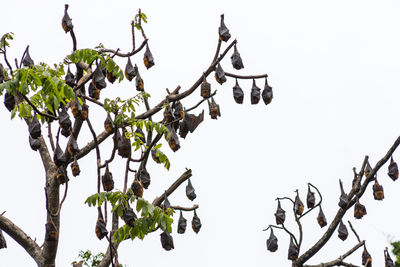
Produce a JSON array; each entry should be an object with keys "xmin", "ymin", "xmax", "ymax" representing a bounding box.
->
[
  {"xmin": 0, "ymin": 4, "xmax": 271, "ymax": 267},
  {"xmin": 264, "ymin": 142, "xmax": 400, "ymax": 266}
]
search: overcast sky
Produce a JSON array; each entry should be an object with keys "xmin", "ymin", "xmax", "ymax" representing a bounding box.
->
[{"xmin": 1, "ymin": 0, "xmax": 400, "ymax": 266}]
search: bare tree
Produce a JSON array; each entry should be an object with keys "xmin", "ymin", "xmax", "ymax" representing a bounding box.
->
[
  {"xmin": 264, "ymin": 136, "xmax": 400, "ymax": 266},
  {"xmin": 0, "ymin": 4, "xmax": 272, "ymax": 267}
]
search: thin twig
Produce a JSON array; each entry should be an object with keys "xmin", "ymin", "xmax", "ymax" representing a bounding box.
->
[
  {"xmin": 263, "ymin": 224, "xmax": 299, "ymax": 247},
  {"xmin": 47, "ymin": 123, "xmax": 55, "ymax": 152},
  {"xmin": 186, "ymin": 90, "xmax": 217, "ymax": 112},
  {"xmin": 20, "ymin": 93, "xmax": 58, "ymax": 120},
  {"xmin": 86, "ymin": 118, "xmax": 102, "ymax": 194},
  {"xmin": 123, "ymin": 158, "xmax": 130, "ymax": 194},
  {"xmin": 53, "ymin": 179, "xmax": 69, "ymax": 216},
  {"xmin": 347, "ymin": 221, "xmax": 361, "ymax": 243},
  {"xmin": 299, "ymin": 183, "xmax": 323, "ymax": 219},
  {"xmin": 19, "ymin": 45, "xmax": 30, "ymax": 68}
]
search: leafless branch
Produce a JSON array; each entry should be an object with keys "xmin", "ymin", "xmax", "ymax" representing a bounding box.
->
[
  {"xmin": 152, "ymin": 169, "xmax": 192, "ymax": 207},
  {"xmin": 171, "ymin": 205, "xmax": 199, "ymax": 211},
  {"xmin": 86, "ymin": 118, "xmax": 102, "ymax": 193},
  {"xmin": 224, "ymin": 72, "xmax": 268, "ymax": 80},
  {"xmin": 303, "ymin": 241, "xmax": 364, "ymax": 267},
  {"xmin": 0, "ymin": 214, "xmax": 42, "ymax": 264}
]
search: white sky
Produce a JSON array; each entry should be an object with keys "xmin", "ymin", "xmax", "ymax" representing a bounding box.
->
[{"xmin": 1, "ymin": 0, "xmax": 400, "ymax": 266}]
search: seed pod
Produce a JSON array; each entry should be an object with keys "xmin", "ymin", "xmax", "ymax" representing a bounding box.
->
[
  {"xmin": 65, "ymin": 65, "xmax": 75, "ymax": 87},
  {"xmin": 135, "ymin": 71, "xmax": 144, "ymax": 91},
  {"xmin": 230, "ymin": 44, "xmax": 244, "ymax": 70},
  {"xmin": 122, "ymin": 207, "xmax": 137, "ymax": 227},
  {"xmin": 262, "ymin": 77, "xmax": 273, "ymax": 105},
  {"xmin": 354, "ymin": 197, "xmax": 367, "ymax": 219},
  {"xmin": 61, "ymin": 4, "xmax": 73, "ymax": 33},
  {"xmin": 192, "ymin": 210, "xmax": 202, "ymax": 234},
  {"xmin": 294, "ymin": 191, "xmax": 304, "ymax": 216},
  {"xmin": 53, "ymin": 143, "xmax": 66, "ymax": 167},
  {"xmin": 4, "ymin": 92, "xmax": 16, "ymax": 111},
  {"xmin": 177, "ymin": 211, "xmax": 187, "ymax": 234},
  {"xmin": 143, "ymin": 44, "xmax": 155, "ymax": 69},
  {"xmin": 185, "ymin": 179, "xmax": 197, "ymax": 201},
  {"xmin": 71, "ymin": 96, "xmax": 82, "ymax": 119},
  {"xmin": 131, "ymin": 179, "xmax": 143, "ymax": 197},
  {"xmin": 0, "ymin": 229, "xmax": 7, "ymax": 249},
  {"xmin": 56, "ymin": 167, "xmax": 69, "ymax": 184},
  {"xmin": 95, "ymin": 209, "xmax": 108, "ymax": 240},
  {"xmin": 58, "ymin": 105, "xmax": 71, "ymax": 133},
  {"xmin": 28, "ymin": 115, "xmax": 41, "ymax": 139},
  {"xmin": 67, "ymin": 135, "xmax": 79, "ymax": 156},
  {"xmin": 138, "ymin": 168, "xmax": 151, "ymax": 189},
  {"xmin": 200, "ymin": 75, "xmax": 211, "ymax": 98},
  {"xmin": 160, "ymin": 230, "xmax": 174, "ymax": 251},
  {"xmin": 22, "ymin": 47, "xmax": 34, "ymax": 67},
  {"xmin": 45, "ymin": 221, "xmax": 58, "ymax": 242},
  {"xmin": 266, "ymin": 229, "xmax": 278, "ymax": 252},
  {"xmin": 71, "ymin": 158, "xmax": 80, "ymax": 177},
  {"xmin": 338, "ymin": 179, "xmax": 348, "ymax": 209},
  {"xmin": 118, "ymin": 131, "xmax": 131, "ymax": 158},
  {"xmin": 288, "ymin": 237, "xmax": 299, "ymax": 260},
  {"xmin": 167, "ymin": 127, "xmax": 180, "ymax": 152},
  {"xmin": 163, "ymin": 192, "xmax": 171, "ymax": 210},
  {"xmin": 365, "ymin": 160, "xmax": 372, "ymax": 178},
  {"xmin": 179, "ymin": 110, "xmax": 204, "ymax": 138},
  {"xmin": 373, "ymin": 178, "xmax": 384, "ymax": 200},
  {"xmin": 125, "ymin": 58, "xmax": 137, "ymax": 81},
  {"xmin": 208, "ymin": 97, "xmax": 221, "ymax": 119},
  {"xmin": 102, "ymin": 166, "xmax": 114, "ymax": 192},
  {"xmin": 215, "ymin": 63, "xmax": 226, "ymax": 84},
  {"xmin": 218, "ymin": 14, "xmax": 231, "ymax": 42},
  {"xmin": 104, "ymin": 114, "xmax": 113, "ymax": 133},
  {"xmin": 385, "ymin": 248, "xmax": 395, "ymax": 267},
  {"xmin": 337, "ymin": 220, "xmax": 348, "ymax": 241},
  {"xmin": 274, "ymin": 200, "xmax": 285, "ymax": 225},
  {"xmin": 250, "ymin": 79, "xmax": 261, "ymax": 105},
  {"xmin": 388, "ymin": 156, "xmax": 399, "ymax": 181},
  {"xmin": 92, "ymin": 66, "xmax": 107, "ymax": 90},
  {"xmin": 306, "ymin": 185, "xmax": 315, "ymax": 209},
  {"xmin": 135, "ymin": 126, "xmax": 146, "ymax": 144},
  {"xmin": 29, "ymin": 136, "xmax": 41, "ymax": 151},
  {"xmin": 88, "ymin": 83, "xmax": 100, "ymax": 100},
  {"xmin": 362, "ymin": 246, "xmax": 372, "ymax": 267},
  {"xmin": 317, "ymin": 207, "xmax": 327, "ymax": 228}
]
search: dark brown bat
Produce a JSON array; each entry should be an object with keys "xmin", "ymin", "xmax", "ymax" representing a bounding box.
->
[
  {"xmin": 143, "ymin": 44, "xmax": 155, "ymax": 69},
  {"xmin": 218, "ymin": 14, "xmax": 231, "ymax": 42}
]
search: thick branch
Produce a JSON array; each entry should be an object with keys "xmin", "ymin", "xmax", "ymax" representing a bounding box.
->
[
  {"xmin": 135, "ymin": 39, "xmax": 237, "ymax": 120},
  {"xmin": 295, "ymin": 136, "xmax": 400, "ymax": 265},
  {"xmin": 74, "ymin": 130, "xmax": 112, "ymax": 162},
  {"xmin": 152, "ymin": 169, "xmax": 192, "ymax": 206},
  {"xmin": 0, "ymin": 214, "xmax": 42, "ymax": 264},
  {"xmin": 303, "ymin": 241, "xmax": 364, "ymax": 267}
]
